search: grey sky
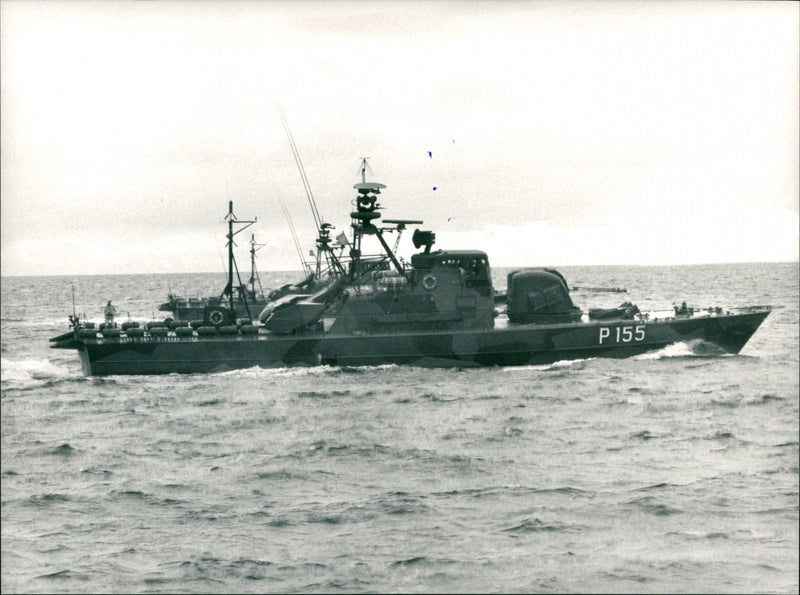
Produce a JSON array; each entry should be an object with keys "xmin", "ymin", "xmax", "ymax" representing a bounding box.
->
[{"xmin": 1, "ymin": 0, "xmax": 798, "ymax": 276}]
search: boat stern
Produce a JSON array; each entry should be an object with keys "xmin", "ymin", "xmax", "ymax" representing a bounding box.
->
[{"xmin": 49, "ymin": 330, "xmax": 81, "ymax": 350}]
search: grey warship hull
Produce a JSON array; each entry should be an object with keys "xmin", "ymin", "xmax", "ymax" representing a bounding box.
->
[{"xmin": 53, "ymin": 307, "xmax": 770, "ymax": 376}]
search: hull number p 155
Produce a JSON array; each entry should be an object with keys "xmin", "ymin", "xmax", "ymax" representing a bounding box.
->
[{"xmin": 599, "ymin": 325, "xmax": 646, "ymax": 345}]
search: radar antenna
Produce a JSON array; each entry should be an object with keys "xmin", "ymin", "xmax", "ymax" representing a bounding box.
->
[
  {"xmin": 358, "ymin": 157, "xmax": 375, "ymax": 183},
  {"xmin": 350, "ymin": 159, "xmax": 410, "ymax": 278}
]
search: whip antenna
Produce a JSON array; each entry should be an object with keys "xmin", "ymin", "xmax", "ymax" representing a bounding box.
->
[
  {"xmin": 277, "ymin": 103, "xmax": 323, "ymax": 233},
  {"xmin": 279, "ymin": 195, "xmax": 312, "ymax": 275}
]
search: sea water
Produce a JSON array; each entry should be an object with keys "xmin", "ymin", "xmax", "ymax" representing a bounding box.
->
[{"xmin": 1, "ymin": 263, "xmax": 798, "ymax": 593}]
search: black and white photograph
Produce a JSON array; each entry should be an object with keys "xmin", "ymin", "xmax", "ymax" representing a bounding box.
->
[{"xmin": 1, "ymin": 0, "xmax": 798, "ymax": 592}]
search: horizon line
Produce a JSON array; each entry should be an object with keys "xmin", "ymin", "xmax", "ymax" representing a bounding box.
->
[{"xmin": 2, "ymin": 260, "xmax": 798, "ymax": 279}]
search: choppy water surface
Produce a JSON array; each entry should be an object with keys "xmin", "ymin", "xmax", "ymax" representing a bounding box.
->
[{"xmin": 2, "ymin": 263, "xmax": 798, "ymax": 593}]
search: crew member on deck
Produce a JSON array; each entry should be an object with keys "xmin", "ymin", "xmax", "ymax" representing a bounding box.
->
[{"xmin": 104, "ymin": 300, "xmax": 117, "ymax": 325}]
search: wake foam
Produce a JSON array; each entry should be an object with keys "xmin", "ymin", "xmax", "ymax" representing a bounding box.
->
[
  {"xmin": 633, "ymin": 340, "xmax": 728, "ymax": 360},
  {"xmin": 501, "ymin": 358, "xmax": 593, "ymax": 373},
  {"xmin": 1, "ymin": 357, "xmax": 74, "ymax": 390},
  {"xmin": 216, "ymin": 363, "xmax": 400, "ymax": 379}
]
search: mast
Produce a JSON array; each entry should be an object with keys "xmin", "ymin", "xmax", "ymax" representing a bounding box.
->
[
  {"xmin": 315, "ymin": 222, "xmax": 347, "ymax": 278},
  {"xmin": 223, "ymin": 201, "xmax": 256, "ymax": 312},
  {"xmin": 249, "ymin": 233, "xmax": 266, "ymax": 298},
  {"xmin": 69, "ymin": 284, "xmax": 79, "ymax": 328},
  {"xmin": 348, "ymin": 159, "xmax": 423, "ymax": 283},
  {"xmin": 228, "ymin": 202, "xmax": 234, "ymax": 307}
]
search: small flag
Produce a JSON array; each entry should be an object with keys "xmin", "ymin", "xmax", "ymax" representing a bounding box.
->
[{"xmin": 336, "ymin": 232, "xmax": 350, "ymax": 247}]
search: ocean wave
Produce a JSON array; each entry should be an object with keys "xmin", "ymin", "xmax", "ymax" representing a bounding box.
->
[
  {"xmin": 0, "ymin": 357, "xmax": 75, "ymax": 390},
  {"xmin": 636, "ymin": 482, "xmax": 679, "ymax": 491},
  {"xmin": 50, "ymin": 443, "xmax": 77, "ymax": 456},
  {"xmin": 392, "ymin": 556, "xmax": 428, "ymax": 566},
  {"xmin": 364, "ymin": 491, "xmax": 430, "ymax": 516},
  {"xmin": 35, "ymin": 569, "xmax": 90, "ymax": 581},
  {"xmin": 81, "ymin": 467, "xmax": 113, "ymax": 478},
  {"xmin": 105, "ymin": 489, "xmax": 188, "ymax": 509},
  {"xmin": 502, "ymin": 517, "xmax": 573, "ymax": 534},
  {"xmin": 533, "ymin": 486, "xmax": 590, "ymax": 496},
  {"xmin": 296, "ymin": 389, "xmax": 354, "ymax": 399},
  {"xmin": 255, "ymin": 469, "xmax": 310, "ymax": 481},
  {"xmin": 710, "ymin": 393, "xmax": 790, "ymax": 409},
  {"xmin": 142, "ymin": 556, "xmax": 242, "ymax": 587},
  {"xmin": 633, "ymin": 340, "xmax": 729, "ymax": 360},
  {"xmin": 432, "ymin": 484, "xmax": 586, "ymax": 499},
  {"xmin": 630, "ymin": 430, "xmax": 660, "ymax": 441},
  {"xmin": 216, "ymin": 363, "xmax": 401, "ymax": 379},
  {"xmin": 709, "ymin": 397, "xmax": 741, "ymax": 409},
  {"xmin": 418, "ymin": 391, "xmax": 462, "ymax": 402},
  {"xmin": 3, "ymin": 318, "xmax": 79, "ymax": 328},
  {"xmin": 304, "ymin": 512, "xmax": 345, "ymax": 525},
  {"xmin": 501, "ymin": 358, "xmax": 594, "ymax": 373},
  {"xmin": 23, "ymin": 493, "xmax": 71, "ymax": 507},
  {"xmin": 298, "ymin": 441, "xmax": 393, "ymax": 461},
  {"xmin": 772, "ymin": 440, "xmax": 799, "ymax": 448},
  {"xmin": 634, "ymin": 341, "xmax": 695, "ymax": 359},
  {"xmin": 747, "ymin": 393, "xmax": 786, "ymax": 405},
  {"xmin": 626, "ymin": 496, "xmax": 683, "ymax": 516},
  {"xmin": 194, "ymin": 398, "xmax": 224, "ymax": 406},
  {"xmin": 265, "ymin": 517, "xmax": 293, "ymax": 527}
]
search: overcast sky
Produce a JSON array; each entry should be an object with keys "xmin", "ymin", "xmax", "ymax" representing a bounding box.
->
[{"xmin": 2, "ymin": 0, "xmax": 798, "ymax": 277}]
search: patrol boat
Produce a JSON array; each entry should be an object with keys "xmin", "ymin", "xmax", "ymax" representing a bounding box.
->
[{"xmin": 50, "ymin": 161, "xmax": 771, "ymax": 376}]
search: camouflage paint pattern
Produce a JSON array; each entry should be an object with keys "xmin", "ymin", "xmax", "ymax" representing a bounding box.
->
[{"xmin": 54, "ymin": 307, "xmax": 770, "ymax": 376}]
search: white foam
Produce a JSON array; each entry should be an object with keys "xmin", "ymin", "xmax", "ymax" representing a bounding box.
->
[
  {"xmin": 633, "ymin": 341, "xmax": 698, "ymax": 360},
  {"xmin": 0, "ymin": 357, "xmax": 73, "ymax": 388},
  {"xmin": 501, "ymin": 358, "xmax": 593, "ymax": 372},
  {"xmin": 216, "ymin": 363, "xmax": 400, "ymax": 379}
]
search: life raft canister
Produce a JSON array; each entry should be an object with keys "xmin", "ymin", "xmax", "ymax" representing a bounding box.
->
[
  {"xmin": 204, "ymin": 307, "xmax": 232, "ymax": 327},
  {"xmin": 422, "ymin": 274, "xmax": 437, "ymax": 290}
]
